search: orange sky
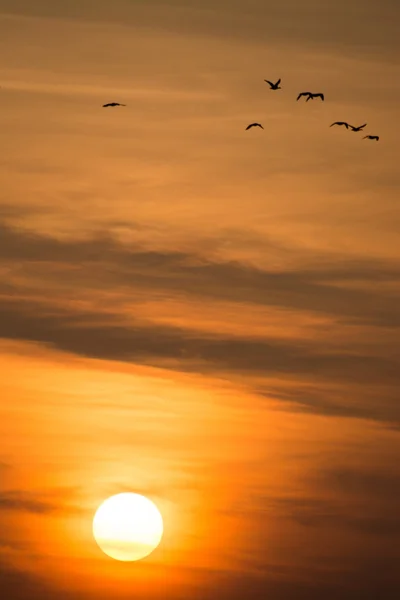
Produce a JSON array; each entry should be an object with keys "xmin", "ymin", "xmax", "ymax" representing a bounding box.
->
[{"xmin": 1, "ymin": 1, "xmax": 400, "ymax": 599}]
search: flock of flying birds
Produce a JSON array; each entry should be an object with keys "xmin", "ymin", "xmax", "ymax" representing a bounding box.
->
[
  {"xmin": 102, "ymin": 78, "xmax": 380, "ymax": 141},
  {"xmin": 242, "ymin": 78, "xmax": 380, "ymax": 141}
]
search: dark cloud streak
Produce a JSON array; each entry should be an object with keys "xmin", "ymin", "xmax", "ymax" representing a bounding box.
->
[
  {"xmin": 1, "ymin": 0, "xmax": 399, "ymax": 62},
  {"xmin": 1, "ymin": 222, "xmax": 400, "ymax": 328},
  {"xmin": 1, "ymin": 221, "xmax": 400, "ymax": 425}
]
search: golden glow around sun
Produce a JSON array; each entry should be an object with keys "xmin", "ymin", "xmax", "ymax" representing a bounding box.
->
[{"xmin": 93, "ymin": 493, "xmax": 164, "ymax": 561}]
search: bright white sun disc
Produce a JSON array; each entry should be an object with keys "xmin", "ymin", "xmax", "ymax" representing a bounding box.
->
[{"xmin": 93, "ymin": 493, "xmax": 164, "ymax": 561}]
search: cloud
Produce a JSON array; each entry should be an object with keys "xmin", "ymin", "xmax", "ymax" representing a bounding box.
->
[
  {"xmin": 0, "ymin": 489, "xmax": 82, "ymax": 515},
  {"xmin": 269, "ymin": 495, "xmax": 400, "ymax": 537},
  {"xmin": 0, "ymin": 492, "xmax": 59, "ymax": 514},
  {"xmin": 318, "ymin": 466, "xmax": 400, "ymax": 499},
  {"xmin": 1, "ymin": 220, "xmax": 400, "ymax": 426},
  {"xmin": 0, "ymin": 294, "xmax": 399, "ymax": 387},
  {"xmin": 260, "ymin": 464, "xmax": 400, "ymax": 538},
  {"xmin": 0, "ymin": 563, "xmax": 60, "ymax": 600},
  {"xmin": 256, "ymin": 384, "xmax": 400, "ymax": 423},
  {"xmin": 1, "ymin": 221, "xmax": 400, "ymax": 327},
  {"xmin": 0, "ymin": 553, "xmax": 399, "ymax": 600},
  {"xmin": 1, "ymin": 0, "xmax": 399, "ymax": 63}
]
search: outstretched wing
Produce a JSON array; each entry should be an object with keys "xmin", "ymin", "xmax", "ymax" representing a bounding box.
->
[
  {"xmin": 315, "ymin": 93, "xmax": 324, "ymax": 100},
  {"xmin": 275, "ymin": 78, "xmax": 281, "ymax": 85},
  {"xmin": 297, "ymin": 92, "xmax": 309, "ymax": 101},
  {"xmin": 246, "ymin": 123, "xmax": 263, "ymax": 130},
  {"xmin": 359, "ymin": 123, "xmax": 367, "ymax": 129},
  {"xmin": 264, "ymin": 80, "xmax": 273, "ymax": 86}
]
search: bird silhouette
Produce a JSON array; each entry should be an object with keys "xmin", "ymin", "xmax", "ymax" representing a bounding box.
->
[
  {"xmin": 246, "ymin": 123, "xmax": 264, "ymax": 130},
  {"xmin": 297, "ymin": 92, "xmax": 324, "ymax": 102},
  {"xmin": 363, "ymin": 135, "xmax": 379, "ymax": 141},
  {"xmin": 102, "ymin": 102, "xmax": 126, "ymax": 107},
  {"xmin": 297, "ymin": 92, "xmax": 312, "ymax": 101},
  {"xmin": 264, "ymin": 78, "xmax": 281, "ymax": 90},
  {"xmin": 330, "ymin": 121, "xmax": 350, "ymax": 129},
  {"xmin": 306, "ymin": 93, "xmax": 324, "ymax": 102},
  {"xmin": 349, "ymin": 123, "xmax": 367, "ymax": 132}
]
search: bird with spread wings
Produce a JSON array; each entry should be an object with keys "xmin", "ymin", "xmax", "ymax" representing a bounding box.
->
[
  {"xmin": 349, "ymin": 123, "xmax": 367, "ymax": 132},
  {"xmin": 297, "ymin": 92, "xmax": 324, "ymax": 102},
  {"xmin": 245, "ymin": 123, "xmax": 264, "ymax": 130},
  {"xmin": 264, "ymin": 78, "xmax": 281, "ymax": 90},
  {"xmin": 330, "ymin": 121, "xmax": 350, "ymax": 129}
]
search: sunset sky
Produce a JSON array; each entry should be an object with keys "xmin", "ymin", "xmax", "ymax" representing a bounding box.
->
[{"xmin": 1, "ymin": 1, "xmax": 400, "ymax": 598}]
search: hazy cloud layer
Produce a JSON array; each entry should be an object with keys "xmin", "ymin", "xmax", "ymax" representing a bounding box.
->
[
  {"xmin": 1, "ymin": 220, "xmax": 400, "ymax": 426},
  {"xmin": 0, "ymin": 491, "xmax": 61, "ymax": 514},
  {"xmin": 1, "ymin": 0, "xmax": 399, "ymax": 61}
]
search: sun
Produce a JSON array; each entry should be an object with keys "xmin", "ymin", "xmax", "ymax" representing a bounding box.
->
[{"xmin": 93, "ymin": 493, "xmax": 164, "ymax": 561}]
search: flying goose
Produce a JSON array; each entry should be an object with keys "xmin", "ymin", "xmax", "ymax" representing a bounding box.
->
[
  {"xmin": 297, "ymin": 92, "xmax": 312, "ymax": 101},
  {"xmin": 349, "ymin": 123, "xmax": 367, "ymax": 132},
  {"xmin": 363, "ymin": 135, "xmax": 379, "ymax": 141},
  {"xmin": 102, "ymin": 102, "xmax": 126, "ymax": 107},
  {"xmin": 306, "ymin": 92, "xmax": 324, "ymax": 102},
  {"xmin": 330, "ymin": 121, "xmax": 350, "ymax": 129},
  {"xmin": 264, "ymin": 78, "xmax": 281, "ymax": 90},
  {"xmin": 297, "ymin": 92, "xmax": 324, "ymax": 102},
  {"xmin": 246, "ymin": 123, "xmax": 264, "ymax": 130}
]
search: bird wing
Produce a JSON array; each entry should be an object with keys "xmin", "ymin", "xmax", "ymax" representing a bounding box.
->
[
  {"xmin": 315, "ymin": 93, "xmax": 324, "ymax": 100},
  {"xmin": 276, "ymin": 78, "xmax": 281, "ymax": 85},
  {"xmin": 359, "ymin": 123, "xmax": 367, "ymax": 129},
  {"xmin": 264, "ymin": 80, "xmax": 273, "ymax": 86},
  {"xmin": 297, "ymin": 92, "xmax": 312, "ymax": 100}
]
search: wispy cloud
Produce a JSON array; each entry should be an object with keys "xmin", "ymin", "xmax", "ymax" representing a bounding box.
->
[
  {"xmin": 1, "ymin": 1, "xmax": 399, "ymax": 61},
  {"xmin": 1, "ymin": 220, "xmax": 400, "ymax": 425},
  {"xmin": 0, "ymin": 489, "xmax": 82, "ymax": 515},
  {"xmin": 1, "ymin": 221, "xmax": 400, "ymax": 327}
]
